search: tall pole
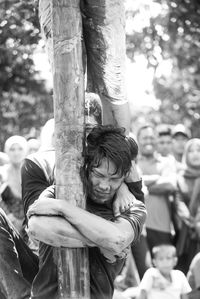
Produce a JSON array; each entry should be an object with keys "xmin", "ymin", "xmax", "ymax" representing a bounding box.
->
[{"xmin": 39, "ymin": 0, "xmax": 90, "ymax": 298}]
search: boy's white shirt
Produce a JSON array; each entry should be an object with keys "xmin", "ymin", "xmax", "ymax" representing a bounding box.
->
[{"xmin": 139, "ymin": 267, "xmax": 191, "ymax": 299}]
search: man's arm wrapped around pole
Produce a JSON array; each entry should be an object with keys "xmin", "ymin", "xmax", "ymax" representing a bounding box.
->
[{"xmin": 82, "ymin": 0, "xmax": 130, "ymax": 133}]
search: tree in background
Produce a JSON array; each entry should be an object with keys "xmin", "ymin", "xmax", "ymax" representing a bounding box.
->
[
  {"xmin": 1, "ymin": 0, "xmax": 200, "ymax": 146},
  {"xmin": 126, "ymin": 0, "xmax": 200, "ymax": 137},
  {"xmin": 0, "ymin": 0, "xmax": 53, "ymax": 151}
]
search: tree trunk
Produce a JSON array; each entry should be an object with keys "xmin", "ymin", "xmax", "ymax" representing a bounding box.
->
[
  {"xmin": 82, "ymin": 0, "xmax": 130, "ymax": 133},
  {"xmin": 39, "ymin": 0, "xmax": 90, "ymax": 298}
]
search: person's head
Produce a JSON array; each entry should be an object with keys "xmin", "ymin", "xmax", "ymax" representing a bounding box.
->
[
  {"xmin": 39, "ymin": 118, "xmax": 55, "ymax": 150},
  {"xmin": 182, "ymin": 138, "xmax": 200, "ymax": 169},
  {"xmin": 137, "ymin": 124, "xmax": 157, "ymax": 157},
  {"xmin": 84, "ymin": 125, "xmax": 138, "ymax": 204},
  {"xmin": 4, "ymin": 135, "xmax": 28, "ymax": 165},
  {"xmin": 156, "ymin": 125, "xmax": 172, "ymax": 157},
  {"xmin": 27, "ymin": 138, "xmax": 40, "ymax": 155},
  {"xmin": 152, "ymin": 244, "xmax": 177, "ymax": 276},
  {"xmin": 172, "ymin": 124, "xmax": 190, "ymax": 161}
]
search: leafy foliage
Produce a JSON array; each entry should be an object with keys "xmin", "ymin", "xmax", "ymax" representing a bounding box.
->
[
  {"xmin": 1, "ymin": 0, "xmax": 200, "ymax": 149},
  {"xmin": 0, "ymin": 0, "xmax": 53, "ymax": 150},
  {"xmin": 126, "ymin": 0, "xmax": 200, "ymax": 137}
]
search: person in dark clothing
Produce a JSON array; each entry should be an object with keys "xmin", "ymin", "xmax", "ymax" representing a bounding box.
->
[{"xmin": 0, "ymin": 125, "xmax": 146, "ymax": 299}]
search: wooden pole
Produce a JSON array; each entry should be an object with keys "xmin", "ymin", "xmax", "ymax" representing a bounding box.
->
[{"xmin": 39, "ymin": 0, "xmax": 90, "ymax": 298}]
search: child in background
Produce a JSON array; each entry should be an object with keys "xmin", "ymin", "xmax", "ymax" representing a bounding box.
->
[{"xmin": 136, "ymin": 244, "xmax": 191, "ymax": 299}]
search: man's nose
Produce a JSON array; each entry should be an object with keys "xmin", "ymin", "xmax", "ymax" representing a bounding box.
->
[{"xmin": 99, "ymin": 180, "xmax": 110, "ymax": 191}]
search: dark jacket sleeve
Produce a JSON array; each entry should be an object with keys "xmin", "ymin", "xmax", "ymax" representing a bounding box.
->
[
  {"xmin": 21, "ymin": 159, "xmax": 50, "ymax": 223},
  {"xmin": 126, "ymin": 180, "xmax": 144, "ymax": 203},
  {"xmin": 38, "ymin": 185, "xmax": 55, "ymax": 200},
  {"xmin": 117, "ymin": 180, "xmax": 146, "ymax": 244}
]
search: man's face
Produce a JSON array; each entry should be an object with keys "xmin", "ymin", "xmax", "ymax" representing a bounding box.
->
[
  {"xmin": 172, "ymin": 134, "xmax": 188, "ymax": 156},
  {"xmin": 157, "ymin": 135, "xmax": 172, "ymax": 157},
  {"xmin": 138, "ymin": 127, "xmax": 156, "ymax": 157},
  {"xmin": 88, "ymin": 157, "xmax": 125, "ymax": 204}
]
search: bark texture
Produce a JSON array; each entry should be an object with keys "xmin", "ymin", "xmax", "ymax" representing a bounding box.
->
[
  {"xmin": 39, "ymin": 0, "xmax": 90, "ymax": 298},
  {"xmin": 82, "ymin": 0, "xmax": 130, "ymax": 131}
]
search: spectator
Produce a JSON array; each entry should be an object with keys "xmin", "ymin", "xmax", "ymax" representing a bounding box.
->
[
  {"xmin": 156, "ymin": 124, "xmax": 173, "ymax": 158},
  {"xmin": 134, "ymin": 244, "xmax": 191, "ymax": 299},
  {"xmin": 137, "ymin": 125, "xmax": 177, "ymax": 253},
  {"xmin": 27, "ymin": 138, "xmax": 40, "ymax": 155},
  {"xmin": 175, "ymin": 138, "xmax": 200, "ymax": 274},
  {"xmin": 0, "ymin": 135, "xmax": 28, "ymax": 234},
  {"xmin": 172, "ymin": 124, "xmax": 191, "ymax": 164},
  {"xmin": 156, "ymin": 124, "xmax": 181, "ymax": 242}
]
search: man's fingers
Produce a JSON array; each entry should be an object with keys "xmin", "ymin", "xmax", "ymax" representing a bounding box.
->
[{"xmin": 113, "ymin": 205, "xmax": 120, "ymax": 217}]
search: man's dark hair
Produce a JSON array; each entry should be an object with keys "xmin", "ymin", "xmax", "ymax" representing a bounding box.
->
[
  {"xmin": 84, "ymin": 125, "xmax": 138, "ymax": 178},
  {"xmin": 158, "ymin": 130, "xmax": 171, "ymax": 137},
  {"xmin": 157, "ymin": 125, "xmax": 172, "ymax": 137}
]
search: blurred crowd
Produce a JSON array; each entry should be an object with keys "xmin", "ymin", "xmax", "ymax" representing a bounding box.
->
[
  {"xmin": 114, "ymin": 122, "xmax": 200, "ymax": 299},
  {"xmin": 0, "ymin": 119, "xmax": 53, "ymax": 236},
  {"xmin": 0, "ymin": 117, "xmax": 200, "ymax": 299}
]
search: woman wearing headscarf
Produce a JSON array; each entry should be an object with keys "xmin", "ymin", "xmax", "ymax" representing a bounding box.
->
[
  {"xmin": 175, "ymin": 138, "xmax": 200, "ymax": 274},
  {"xmin": 0, "ymin": 135, "xmax": 28, "ymax": 235}
]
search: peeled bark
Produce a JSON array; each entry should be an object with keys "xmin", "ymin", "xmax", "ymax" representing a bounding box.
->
[
  {"xmin": 82, "ymin": 0, "xmax": 130, "ymax": 132},
  {"xmin": 39, "ymin": 0, "xmax": 90, "ymax": 298}
]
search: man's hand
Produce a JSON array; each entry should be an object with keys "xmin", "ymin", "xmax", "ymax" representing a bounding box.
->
[
  {"xmin": 125, "ymin": 161, "xmax": 141, "ymax": 183},
  {"xmin": 113, "ymin": 183, "xmax": 137, "ymax": 217},
  {"xmin": 100, "ymin": 246, "xmax": 130, "ymax": 263}
]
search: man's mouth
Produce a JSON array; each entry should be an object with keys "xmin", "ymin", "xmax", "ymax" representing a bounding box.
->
[{"xmin": 94, "ymin": 190, "xmax": 110, "ymax": 196}]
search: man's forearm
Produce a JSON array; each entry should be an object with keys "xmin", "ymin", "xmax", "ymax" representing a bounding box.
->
[
  {"xmin": 143, "ymin": 174, "xmax": 176, "ymax": 195},
  {"xmin": 56, "ymin": 200, "xmax": 139, "ymax": 254},
  {"xmin": 148, "ymin": 182, "xmax": 176, "ymax": 195},
  {"xmin": 29, "ymin": 198, "xmax": 135, "ymax": 254},
  {"xmin": 28, "ymin": 214, "xmax": 129, "ymax": 263},
  {"xmin": 28, "ymin": 190, "xmax": 146, "ymax": 254},
  {"xmin": 28, "ymin": 215, "xmax": 95, "ymax": 248},
  {"xmin": 142, "ymin": 174, "xmax": 160, "ymax": 186}
]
